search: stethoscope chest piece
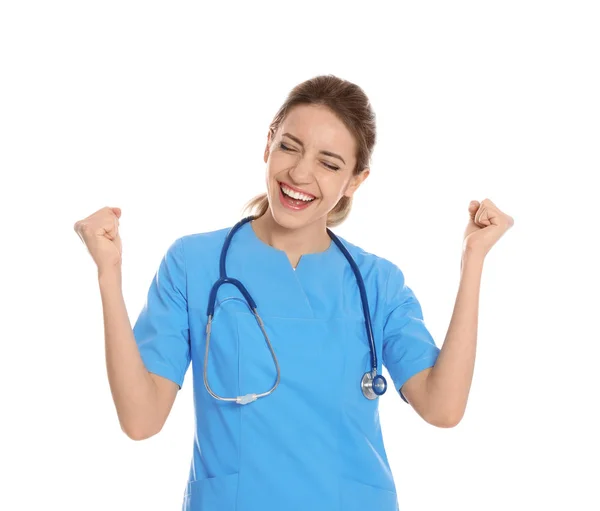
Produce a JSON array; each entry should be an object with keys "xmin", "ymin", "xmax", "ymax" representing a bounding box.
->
[{"xmin": 361, "ymin": 369, "xmax": 387, "ymax": 400}]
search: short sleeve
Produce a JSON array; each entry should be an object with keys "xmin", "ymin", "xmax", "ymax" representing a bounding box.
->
[
  {"xmin": 382, "ymin": 263, "xmax": 440, "ymax": 404},
  {"xmin": 132, "ymin": 237, "xmax": 191, "ymax": 390}
]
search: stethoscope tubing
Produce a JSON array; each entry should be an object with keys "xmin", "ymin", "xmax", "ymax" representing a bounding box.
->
[{"xmin": 203, "ymin": 216, "xmax": 387, "ymax": 404}]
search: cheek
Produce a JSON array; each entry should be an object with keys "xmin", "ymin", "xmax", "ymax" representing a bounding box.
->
[
  {"xmin": 266, "ymin": 154, "xmax": 292, "ymax": 179},
  {"xmin": 265, "ymin": 165, "xmax": 281, "ymax": 192},
  {"xmin": 271, "ymin": 150, "xmax": 298, "ymax": 166}
]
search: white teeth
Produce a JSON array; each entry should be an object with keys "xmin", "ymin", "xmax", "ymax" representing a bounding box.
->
[{"xmin": 280, "ymin": 184, "xmax": 314, "ymax": 202}]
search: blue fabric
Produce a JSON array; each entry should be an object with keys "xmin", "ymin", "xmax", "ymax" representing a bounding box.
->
[
  {"xmin": 132, "ymin": 220, "xmax": 441, "ymax": 511},
  {"xmin": 383, "ymin": 263, "xmax": 441, "ymax": 404},
  {"xmin": 133, "ymin": 237, "xmax": 191, "ymax": 389}
]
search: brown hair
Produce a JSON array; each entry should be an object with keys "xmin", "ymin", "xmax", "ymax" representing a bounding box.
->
[{"xmin": 241, "ymin": 74, "xmax": 377, "ymax": 227}]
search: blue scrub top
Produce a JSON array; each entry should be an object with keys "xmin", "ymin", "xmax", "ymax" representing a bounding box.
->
[{"xmin": 132, "ymin": 220, "xmax": 440, "ymax": 511}]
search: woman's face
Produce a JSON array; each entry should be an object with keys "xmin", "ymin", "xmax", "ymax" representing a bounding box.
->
[{"xmin": 263, "ymin": 103, "xmax": 369, "ymax": 229}]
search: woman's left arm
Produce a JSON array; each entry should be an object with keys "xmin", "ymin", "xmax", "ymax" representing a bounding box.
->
[{"xmin": 423, "ymin": 198, "xmax": 515, "ymax": 427}]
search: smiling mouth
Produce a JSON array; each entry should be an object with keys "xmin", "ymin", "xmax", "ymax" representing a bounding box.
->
[{"xmin": 278, "ymin": 182, "xmax": 316, "ymax": 202}]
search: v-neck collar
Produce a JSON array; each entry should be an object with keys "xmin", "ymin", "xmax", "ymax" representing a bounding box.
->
[
  {"xmin": 226, "ymin": 219, "xmax": 350, "ymax": 319},
  {"xmin": 239, "ymin": 219, "xmax": 336, "ymax": 273}
]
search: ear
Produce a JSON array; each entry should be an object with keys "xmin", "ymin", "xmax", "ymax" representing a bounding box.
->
[{"xmin": 343, "ymin": 168, "xmax": 370, "ymax": 198}]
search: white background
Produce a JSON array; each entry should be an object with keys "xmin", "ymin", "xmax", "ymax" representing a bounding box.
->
[{"xmin": 1, "ymin": 1, "xmax": 599, "ymax": 509}]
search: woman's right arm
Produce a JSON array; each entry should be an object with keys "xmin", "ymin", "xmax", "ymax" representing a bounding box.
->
[
  {"xmin": 98, "ymin": 267, "xmax": 178, "ymax": 440},
  {"xmin": 75, "ymin": 206, "xmax": 181, "ymax": 440}
]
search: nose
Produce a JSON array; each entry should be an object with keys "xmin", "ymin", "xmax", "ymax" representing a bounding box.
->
[{"xmin": 287, "ymin": 155, "xmax": 314, "ymax": 184}]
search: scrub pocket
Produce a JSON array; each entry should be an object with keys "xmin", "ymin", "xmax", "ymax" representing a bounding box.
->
[
  {"xmin": 339, "ymin": 476, "xmax": 399, "ymax": 510},
  {"xmin": 183, "ymin": 472, "xmax": 239, "ymax": 511}
]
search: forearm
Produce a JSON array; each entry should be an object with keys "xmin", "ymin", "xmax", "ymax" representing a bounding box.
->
[
  {"xmin": 98, "ymin": 268, "xmax": 160, "ymax": 439},
  {"xmin": 426, "ymin": 249, "xmax": 484, "ymax": 425}
]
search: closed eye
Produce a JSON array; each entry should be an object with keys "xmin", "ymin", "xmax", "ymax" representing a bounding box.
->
[{"xmin": 279, "ymin": 142, "xmax": 340, "ymax": 171}]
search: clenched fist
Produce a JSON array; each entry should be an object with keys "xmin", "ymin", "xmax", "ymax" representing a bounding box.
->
[
  {"xmin": 463, "ymin": 199, "xmax": 514, "ymax": 258},
  {"xmin": 74, "ymin": 206, "xmax": 123, "ymax": 274}
]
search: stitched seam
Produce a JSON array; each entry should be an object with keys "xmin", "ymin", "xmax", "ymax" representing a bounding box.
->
[
  {"xmin": 383, "ymin": 263, "xmax": 394, "ymax": 327},
  {"xmin": 178, "ymin": 237, "xmax": 191, "ymax": 373}
]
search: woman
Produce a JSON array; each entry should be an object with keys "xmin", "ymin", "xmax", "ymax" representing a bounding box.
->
[{"xmin": 74, "ymin": 74, "xmax": 514, "ymax": 511}]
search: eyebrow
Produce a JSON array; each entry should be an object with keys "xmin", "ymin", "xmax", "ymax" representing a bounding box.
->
[{"xmin": 282, "ymin": 132, "xmax": 346, "ymax": 165}]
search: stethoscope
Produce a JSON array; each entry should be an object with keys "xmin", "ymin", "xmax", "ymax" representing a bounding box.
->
[{"xmin": 203, "ymin": 215, "xmax": 387, "ymax": 405}]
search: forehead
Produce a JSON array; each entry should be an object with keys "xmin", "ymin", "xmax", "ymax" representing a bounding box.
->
[{"xmin": 280, "ymin": 104, "xmax": 355, "ymax": 152}]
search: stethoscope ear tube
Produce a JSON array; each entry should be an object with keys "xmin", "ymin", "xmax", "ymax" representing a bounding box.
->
[{"xmin": 204, "ymin": 305, "xmax": 280, "ymax": 405}]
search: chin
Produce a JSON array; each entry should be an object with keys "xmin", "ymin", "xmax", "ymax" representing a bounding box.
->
[
  {"xmin": 273, "ymin": 204, "xmax": 329, "ymax": 232},
  {"xmin": 270, "ymin": 208, "xmax": 306, "ymax": 230}
]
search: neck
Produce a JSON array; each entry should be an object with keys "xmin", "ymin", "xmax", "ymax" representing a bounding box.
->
[{"xmin": 251, "ymin": 211, "xmax": 331, "ymax": 256}]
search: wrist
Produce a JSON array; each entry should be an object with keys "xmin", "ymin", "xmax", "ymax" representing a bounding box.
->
[
  {"xmin": 98, "ymin": 265, "xmax": 122, "ymax": 283},
  {"xmin": 461, "ymin": 248, "xmax": 485, "ymax": 270}
]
